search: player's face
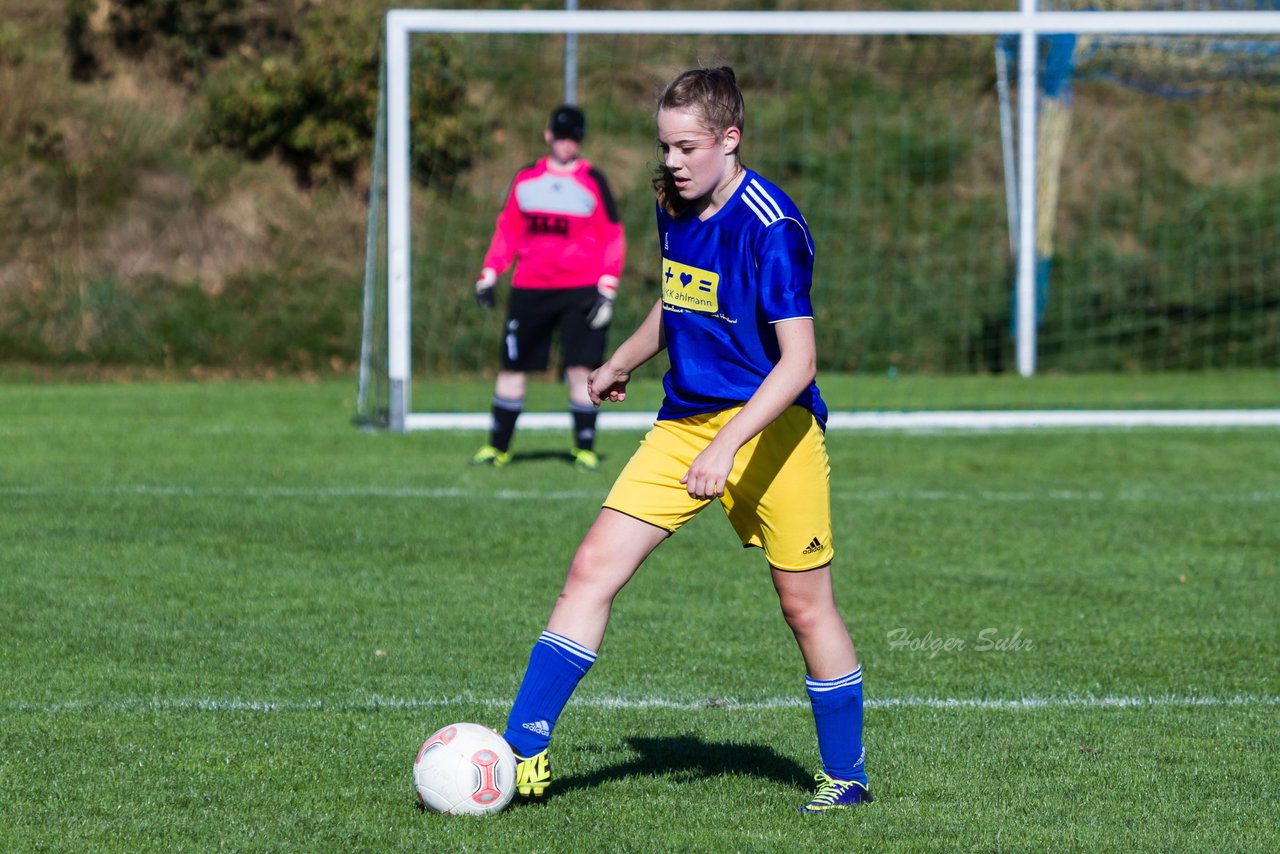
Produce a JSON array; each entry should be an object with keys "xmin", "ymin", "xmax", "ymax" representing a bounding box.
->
[
  {"xmin": 657, "ymin": 107, "xmax": 740, "ymax": 204},
  {"xmin": 545, "ymin": 131, "xmax": 582, "ymax": 166}
]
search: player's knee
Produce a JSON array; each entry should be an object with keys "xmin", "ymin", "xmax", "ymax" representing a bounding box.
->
[
  {"xmin": 780, "ymin": 605, "xmax": 819, "ymax": 638},
  {"xmin": 564, "ymin": 540, "xmax": 623, "ymax": 595},
  {"xmin": 778, "ymin": 593, "xmax": 832, "ymax": 638}
]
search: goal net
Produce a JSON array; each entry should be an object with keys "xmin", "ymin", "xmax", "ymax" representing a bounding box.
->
[
  {"xmin": 357, "ymin": 8, "xmax": 1280, "ymax": 430},
  {"xmin": 1000, "ymin": 1, "xmax": 1280, "ymax": 377}
]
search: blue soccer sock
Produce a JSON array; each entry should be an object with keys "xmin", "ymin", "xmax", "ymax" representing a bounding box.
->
[
  {"xmin": 806, "ymin": 667, "xmax": 867, "ymax": 786},
  {"xmin": 503, "ymin": 630, "xmax": 597, "ymax": 757}
]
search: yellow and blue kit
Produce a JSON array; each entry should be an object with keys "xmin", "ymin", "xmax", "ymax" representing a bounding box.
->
[
  {"xmin": 604, "ymin": 169, "xmax": 834, "ymax": 570},
  {"xmin": 655, "ymin": 168, "xmax": 827, "ymax": 427}
]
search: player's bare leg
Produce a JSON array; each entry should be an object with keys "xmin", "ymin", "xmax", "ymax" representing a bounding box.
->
[
  {"xmin": 771, "ymin": 563, "xmax": 858, "ymax": 678},
  {"xmin": 772, "ymin": 563, "xmax": 872, "ymax": 811},
  {"xmin": 495, "ymin": 370, "xmax": 527, "ymax": 400},
  {"xmin": 564, "ymin": 365, "xmax": 591, "ymax": 408},
  {"xmin": 505, "ymin": 509, "xmax": 667, "ymax": 796},
  {"xmin": 546, "ymin": 508, "xmax": 669, "ymax": 651}
]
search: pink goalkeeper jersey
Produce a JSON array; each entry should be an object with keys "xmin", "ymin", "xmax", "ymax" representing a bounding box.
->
[{"xmin": 482, "ymin": 157, "xmax": 625, "ymax": 290}]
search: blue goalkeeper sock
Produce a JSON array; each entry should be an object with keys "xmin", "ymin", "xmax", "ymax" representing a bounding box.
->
[
  {"xmin": 806, "ymin": 667, "xmax": 867, "ymax": 785},
  {"xmin": 503, "ymin": 630, "xmax": 597, "ymax": 757}
]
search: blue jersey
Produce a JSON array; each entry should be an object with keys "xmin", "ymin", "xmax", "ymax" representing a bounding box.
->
[{"xmin": 656, "ymin": 169, "xmax": 828, "ymax": 427}]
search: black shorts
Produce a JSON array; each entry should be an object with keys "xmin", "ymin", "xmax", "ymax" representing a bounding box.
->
[{"xmin": 500, "ymin": 286, "xmax": 607, "ymax": 373}]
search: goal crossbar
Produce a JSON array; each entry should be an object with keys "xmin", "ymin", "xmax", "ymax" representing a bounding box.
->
[
  {"xmin": 381, "ymin": 7, "xmax": 1280, "ymax": 431},
  {"xmin": 387, "ymin": 9, "xmax": 1280, "ymax": 37}
]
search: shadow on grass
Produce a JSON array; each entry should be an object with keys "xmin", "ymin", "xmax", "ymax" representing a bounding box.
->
[
  {"xmin": 553, "ymin": 733, "xmax": 811, "ymax": 796},
  {"xmin": 508, "ymin": 449, "xmax": 580, "ymax": 466}
]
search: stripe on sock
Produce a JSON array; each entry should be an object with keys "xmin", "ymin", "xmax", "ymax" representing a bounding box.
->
[
  {"xmin": 538, "ymin": 631, "xmax": 597, "ymax": 672},
  {"xmin": 805, "ymin": 667, "xmax": 863, "ymax": 693}
]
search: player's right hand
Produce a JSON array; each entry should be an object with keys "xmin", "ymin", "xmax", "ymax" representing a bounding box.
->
[
  {"xmin": 474, "ymin": 269, "xmax": 497, "ymax": 310},
  {"xmin": 587, "ymin": 363, "xmax": 630, "ymax": 407}
]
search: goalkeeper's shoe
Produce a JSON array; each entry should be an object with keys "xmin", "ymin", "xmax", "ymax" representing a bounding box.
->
[
  {"xmin": 513, "ymin": 749, "xmax": 551, "ymax": 799},
  {"xmin": 798, "ymin": 771, "xmax": 873, "ymax": 814},
  {"xmin": 470, "ymin": 445, "xmax": 512, "ymax": 467},
  {"xmin": 571, "ymin": 448, "xmax": 600, "ymax": 472}
]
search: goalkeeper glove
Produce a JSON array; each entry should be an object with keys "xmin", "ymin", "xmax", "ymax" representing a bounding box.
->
[
  {"xmin": 587, "ymin": 275, "xmax": 618, "ymax": 330},
  {"xmin": 475, "ymin": 268, "xmax": 497, "ymax": 310}
]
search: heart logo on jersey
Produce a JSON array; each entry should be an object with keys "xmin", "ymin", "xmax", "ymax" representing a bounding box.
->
[{"xmin": 680, "ymin": 272, "xmax": 693, "ymax": 287}]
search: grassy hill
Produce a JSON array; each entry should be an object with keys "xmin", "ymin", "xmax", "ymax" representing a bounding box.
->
[
  {"xmin": 0, "ymin": 0, "xmax": 372, "ymax": 374},
  {"xmin": 2, "ymin": 1, "xmax": 1277, "ymax": 376}
]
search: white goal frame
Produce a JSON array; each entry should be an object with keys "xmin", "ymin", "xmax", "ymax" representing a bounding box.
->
[{"xmin": 381, "ymin": 6, "xmax": 1280, "ymax": 432}]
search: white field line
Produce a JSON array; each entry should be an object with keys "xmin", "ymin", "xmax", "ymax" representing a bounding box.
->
[
  {"xmin": 2, "ymin": 412, "xmax": 1276, "ymax": 439},
  {"xmin": 2, "ymin": 484, "xmax": 1278, "ymax": 504},
  {"xmin": 5, "ymin": 694, "xmax": 1277, "ymax": 716}
]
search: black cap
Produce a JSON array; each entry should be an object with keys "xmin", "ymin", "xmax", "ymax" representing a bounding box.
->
[{"xmin": 549, "ymin": 104, "xmax": 586, "ymax": 142}]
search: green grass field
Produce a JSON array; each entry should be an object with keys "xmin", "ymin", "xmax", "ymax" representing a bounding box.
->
[{"xmin": 2, "ymin": 379, "xmax": 1278, "ymax": 851}]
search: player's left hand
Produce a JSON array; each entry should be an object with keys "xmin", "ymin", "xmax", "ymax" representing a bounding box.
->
[
  {"xmin": 681, "ymin": 443, "xmax": 736, "ymax": 500},
  {"xmin": 588, "ymin": 275, "xmax": 619, "ymax": 329},
  {"xmin": 586, "ymin": 294, "xmax": 613, "ymax": 329},
  {"xmin": 475, "ymin": 268, "xmax": 498, "ymax": 310}
]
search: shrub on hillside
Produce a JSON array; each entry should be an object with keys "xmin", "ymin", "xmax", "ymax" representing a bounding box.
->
[
  {"xmin": 109, "ymin": 0, "xmax": 297, "ymax": 80},
  {"xmin": 203, "ymin": 4, "xmax": 474, "ymax": 187},
  {"xmin": 63, "ymin": 0, "xmax": 299, "ymax": 83}
]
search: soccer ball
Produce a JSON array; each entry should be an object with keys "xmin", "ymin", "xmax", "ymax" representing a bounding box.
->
[{"xmin": 413, "ymin": 722, "xmax": 516, "ymax": 816}]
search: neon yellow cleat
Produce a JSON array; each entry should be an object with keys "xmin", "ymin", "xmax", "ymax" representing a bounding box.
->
[
  {"xmin": 571, "ymin": 448, "xmax": 600, "ymax": 472},
  {"xmin": 513, "ymin": 749, "xmax": 551, "ymax": 799},
  {"xmin": 799, "ymin": 771, "xmax": 873, "ymax": 814},
  {"xmin": 470, "ymin": 445, "xmax": 512, "ymax": 467}
]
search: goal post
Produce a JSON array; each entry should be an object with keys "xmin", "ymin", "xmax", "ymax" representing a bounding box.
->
[{"xmin": 364, "ymin": 6, "xmax": 1280, "ymax": 431}]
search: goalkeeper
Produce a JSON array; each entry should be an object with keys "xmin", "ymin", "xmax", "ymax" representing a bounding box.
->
[{"xmin": 471, "ymin": 104, "xmax": 626, "ymax": 472}]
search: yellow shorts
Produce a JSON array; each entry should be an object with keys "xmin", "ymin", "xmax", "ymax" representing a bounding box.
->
[{"xmin": 603, "ymin": 405, "xmax": 834, "ymax": 571}]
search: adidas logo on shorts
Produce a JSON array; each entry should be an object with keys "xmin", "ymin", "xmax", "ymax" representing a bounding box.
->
[{"xmin": 801, "ymin": 537, "xmax": 824, "ymax": 555}]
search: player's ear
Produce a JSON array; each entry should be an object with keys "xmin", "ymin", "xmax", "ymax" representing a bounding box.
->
[
  {"xmin": 544, "ymin": 128, "xmax": 555, "ymax": 146},
  {"xmin": 721, "ymin": 126, "xmax": 741, "ymax": 156}
]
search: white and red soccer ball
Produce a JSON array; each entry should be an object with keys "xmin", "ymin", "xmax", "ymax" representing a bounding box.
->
[{"xmin": 413, "ymin": 722, "xmax": 516, "ymax": 815}]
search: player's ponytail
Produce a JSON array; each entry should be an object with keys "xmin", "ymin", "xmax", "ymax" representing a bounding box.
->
[{"xmin": 653, "ymin": 66, "xmax": 746, "ymax": 216}]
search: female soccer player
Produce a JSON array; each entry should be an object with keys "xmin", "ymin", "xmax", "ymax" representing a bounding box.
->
[{"xmin": 501, "ymin": 67, "xmax": 872, "ymax": 813}]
